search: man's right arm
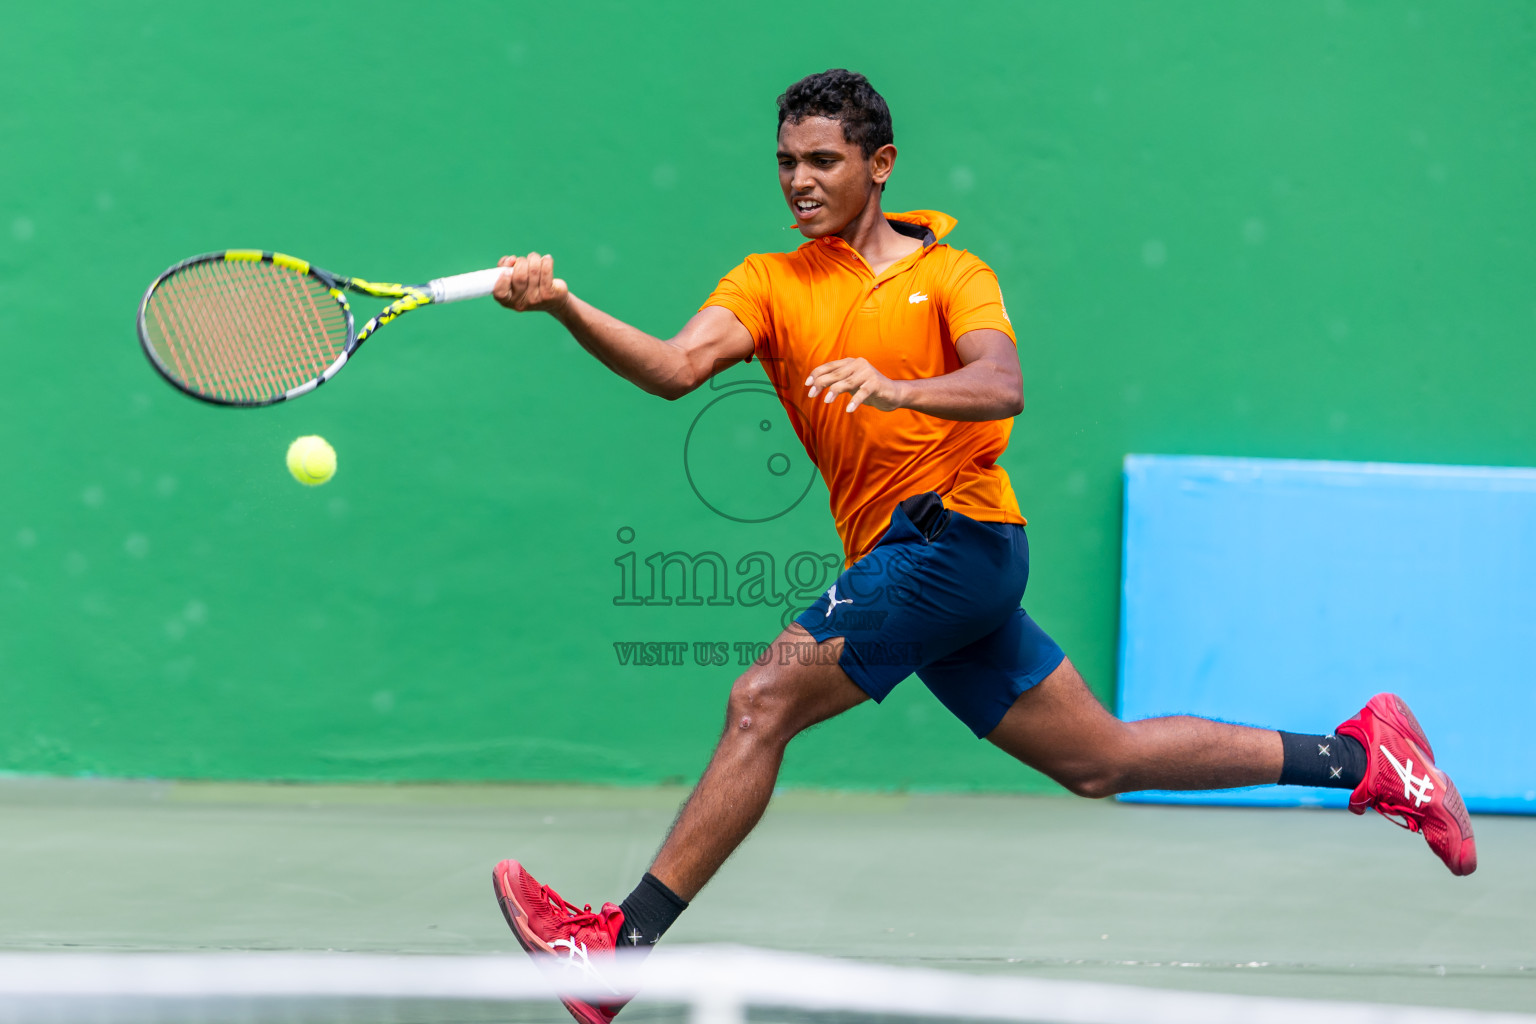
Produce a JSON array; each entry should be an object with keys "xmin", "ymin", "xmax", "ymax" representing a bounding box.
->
[{"xmin": 492, "ymin": 252, "xmax": 755, "ymax": 401}]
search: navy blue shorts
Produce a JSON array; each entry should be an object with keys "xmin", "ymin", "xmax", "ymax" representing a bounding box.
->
[{"xmin": 794, "ymin": 493, "xmax": 1066, "ymax": 738}]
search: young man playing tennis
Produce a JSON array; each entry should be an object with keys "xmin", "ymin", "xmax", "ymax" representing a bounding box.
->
[{"xmin": 490, "ymin": 69, "xmax": 1475, "ymax": 1024}]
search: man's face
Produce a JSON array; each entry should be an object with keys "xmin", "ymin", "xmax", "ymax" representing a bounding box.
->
[{"xmin": 777, "ymin": 116, "xmax": 882, "ymax": 238}]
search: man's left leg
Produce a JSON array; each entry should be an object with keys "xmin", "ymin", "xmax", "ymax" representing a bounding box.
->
[
  {"xmin": 984, "ymin": 657, "xmax": 1283, "ymax": 796},
  {"xmin": 983, "ymin": 656, "xmax": 1477, "ymax": 875}
]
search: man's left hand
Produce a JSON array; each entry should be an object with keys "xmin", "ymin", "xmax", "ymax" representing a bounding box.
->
[{"xmin": 805, "ymin": 358, "xmax": 907, "ymax": 413}]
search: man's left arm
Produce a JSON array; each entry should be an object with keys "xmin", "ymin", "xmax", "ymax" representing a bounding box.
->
[{"xmin": 804, "ymin": 328, "xmax": 1023, "ymax": 420}]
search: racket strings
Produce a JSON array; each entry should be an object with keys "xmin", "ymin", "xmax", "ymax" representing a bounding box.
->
[
  {"xmin": 153, "ymin": 264, "xmax": 272, "ymax": 399},
  {"xmin": 154, "ymin": 262, "xmax": 316, "ymax": 401},
  {"xmin": 144, "ymin": 259, "xmax": 350, "ymax": 403},
  {"xmin": 214, "ymin": 261, "xmax": 343, "ymax": 397},
  {"xmin": 163, "ymin": 265, "xmax": 273, "ymax": 399}
]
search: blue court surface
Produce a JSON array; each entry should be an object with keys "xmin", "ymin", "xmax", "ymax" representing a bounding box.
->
[{"xmin": 1118, "ymin": 454, "xmax": 1536, "ymax": 811}]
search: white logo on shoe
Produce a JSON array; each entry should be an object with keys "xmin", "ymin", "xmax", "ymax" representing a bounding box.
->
[
  {"xmin": 825, "ymin": 585, "xmax": 853, "ymax": 614},
  {"xmin": 1382, "ymin": 745, "xmax": 1435, "ymax": 808},
  {"xmin": 550, "ymin": 936, "xmax": 620, "ymax": 993},
  {"xmin": 550, "ymin": 936, "xmax": 592, "ymax": 971}
]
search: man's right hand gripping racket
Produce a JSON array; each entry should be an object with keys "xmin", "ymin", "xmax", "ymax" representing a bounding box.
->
[{"xmin": 136, "ymin": 250, "xmax": 508, "ymax": 407}]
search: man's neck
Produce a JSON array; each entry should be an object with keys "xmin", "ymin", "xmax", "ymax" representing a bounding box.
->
[{"xmin": 835, "ymin": 194, "xmax": 922, "ymax": 276}]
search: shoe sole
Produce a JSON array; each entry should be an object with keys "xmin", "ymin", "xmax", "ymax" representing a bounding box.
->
[
  {"xmin": 492, "ymin": 861, "xmax": 617, "ymax": 1024},
  {"xmin": 492, "ymin": 861, "xmax": 550, "ymax": 955}
]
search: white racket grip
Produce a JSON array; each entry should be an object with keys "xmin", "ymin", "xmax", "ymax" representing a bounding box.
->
[{"xmin": 426, "ymin": 266, "xmax": 509, "ymax": 304}]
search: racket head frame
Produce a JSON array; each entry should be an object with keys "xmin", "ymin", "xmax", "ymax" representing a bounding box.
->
[{"xmin": 136, "ymin": 249, "xmax": 432, "ymax": 408}]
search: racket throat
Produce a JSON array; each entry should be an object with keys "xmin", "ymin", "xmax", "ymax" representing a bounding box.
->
[{"xmin": 356, "ymin": 292, "xmax": 432, "ymax": 345}]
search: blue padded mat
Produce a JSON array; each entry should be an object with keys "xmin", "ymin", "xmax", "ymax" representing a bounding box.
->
[{"xmin": 1117, "ymin": 455, "xmax": 1536, "ymax": 813}]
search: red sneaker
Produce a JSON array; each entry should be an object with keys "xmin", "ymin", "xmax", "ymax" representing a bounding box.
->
[
  {"xmin": 493, "ymin": 859, "xmax": 631, "ymax": 1024},
  {"xmin": 1336, "ymin": 694, "xmax": 1477, "ymax": 876}
]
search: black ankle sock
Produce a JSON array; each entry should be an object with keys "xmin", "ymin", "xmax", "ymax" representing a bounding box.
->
[
  {"xmin": 617, "ymin": 873, "xmax": 688, "ymax": 948},
  {"xmin": 1277, "ymin": 731, "xmax": 1367, "ymax": 789}
]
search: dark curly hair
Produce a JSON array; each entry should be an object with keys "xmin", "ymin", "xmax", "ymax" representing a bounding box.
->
[{"xmin": 776, "ymin": 69, "xmax": 893, "ymax": 157}]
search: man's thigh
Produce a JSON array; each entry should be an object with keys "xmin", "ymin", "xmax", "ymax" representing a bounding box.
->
[
  {"xmin": 917, "ymin": 607, "xmax": 1067, "ymax": 738},
  {"xmin": 795, "ymin": 497, "xmax": 1032, "ymax": 710},
  {"xmin": 983, "ymin": 657, "xmax": 1123, "ymax": 768}
]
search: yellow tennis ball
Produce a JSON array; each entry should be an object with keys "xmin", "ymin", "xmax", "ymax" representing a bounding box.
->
[{"xmin": 286, "ymin": 435, "xmax": 336, "ymax": 486}]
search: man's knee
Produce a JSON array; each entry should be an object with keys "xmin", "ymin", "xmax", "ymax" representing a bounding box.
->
[
  {"xmin": 1042, "ymin": 724, "xmax": 1138, "ymax": 799},
  {"xmin": 724, "ymin": 665, "xmax": 800, "ymax": 746},
  {"xmin": 1056, "ymin": 765, "xmax": 1124, "ymax": 800}
]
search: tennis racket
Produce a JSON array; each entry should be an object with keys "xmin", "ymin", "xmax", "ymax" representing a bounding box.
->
[{"xmin": 136, "ymin": 249, "xmax": 508, "ymax": 407}]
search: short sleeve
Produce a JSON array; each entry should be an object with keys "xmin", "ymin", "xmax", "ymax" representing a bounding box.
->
[
  {"xmin": 702, "ymin": 257, "xmax": 772, "ymax": 350},
  {"xmin": 941, "ymin": 253, "xmax": 1016, "ymax": 345}
]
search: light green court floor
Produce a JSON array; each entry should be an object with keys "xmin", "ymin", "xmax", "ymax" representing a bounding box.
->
[{"xmin": 0, "ymin": 779, "xmax": 1531, "ymax": 1014}]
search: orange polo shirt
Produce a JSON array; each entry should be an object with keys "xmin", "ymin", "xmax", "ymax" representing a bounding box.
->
[{"xmin": 704, "ymin": 209, "xmax": 1025, "ymax": 566}]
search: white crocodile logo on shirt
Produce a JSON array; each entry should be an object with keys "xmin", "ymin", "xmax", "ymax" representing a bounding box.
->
[{"xmin": 908, "ymin": 291, "xmax": 929, "ymax": 305}]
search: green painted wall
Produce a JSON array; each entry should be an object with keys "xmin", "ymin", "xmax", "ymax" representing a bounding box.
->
[{"xmin": 2, "ymin": 2, "xmax": 1532, "ymax": 789}]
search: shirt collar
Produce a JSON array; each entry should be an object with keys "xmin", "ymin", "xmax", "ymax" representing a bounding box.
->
[{"xmin": 811, "ymin": 210, "xmax": 955, "ymax": 272}]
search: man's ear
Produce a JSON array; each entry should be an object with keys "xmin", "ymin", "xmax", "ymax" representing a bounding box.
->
[{"xmin": 870, "ymin": 143, "xmax": 898, "ymax": 187}]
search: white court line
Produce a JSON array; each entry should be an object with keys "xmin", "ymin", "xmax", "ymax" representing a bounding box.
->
[{"xmin": 0, "ymin": 946, "xmax": 1529, "ymax": 1024}]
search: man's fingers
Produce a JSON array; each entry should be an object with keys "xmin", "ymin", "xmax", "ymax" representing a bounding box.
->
[
  {"xmin": 540, "ymin": 254, "xmax": 557, "ymax": 304},
  {"xmin": 533, "ymin": 253, "xmax": 556, "ymax": 306},
  {"xmin": 802, "ymin": 356, "xmax": 893, "ymax": 413},
  {"xmin": 492, "ymin": 252, "xmax": 571, "ymax": 313},
  {"xmin": 806, "ymin": 358, "xmax": 853, "ymax": 383},
  {"xmin": 845, "ymin": 382, "xmax": 875, "ymax": 412},
  {"xmin": 806, "ymin": 359, "xmax": 859, "ymax": 397},
  {"xmin": 507, "ymin": 254, "xmax": 529, "ymax": 301},
  {"xmin": 816, "ymin": 375, "xmax": 846, "ymax": 401},
  {"xmin": 492, "ymin": 256, "xmax": 519, "ymax": 307},
  {"xmin": 822, "ymin": 373, "xmax": 866, "ymax": 403},
  {"xmin": 519, "ymin": 252, "xmax": 545, "ymax": 309},
  {"xmin": 499, "ymin": 253, "xmax": 535, "ymax": 310}
]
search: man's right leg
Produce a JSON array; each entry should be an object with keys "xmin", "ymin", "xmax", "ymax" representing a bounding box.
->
[
  {"xmin": 493, "ymin": 624, "xmax": 867, "ymax": 1024},
  {"xmin": 649, "ymin": 623, "xmax": 868, "ymax": 900}
]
